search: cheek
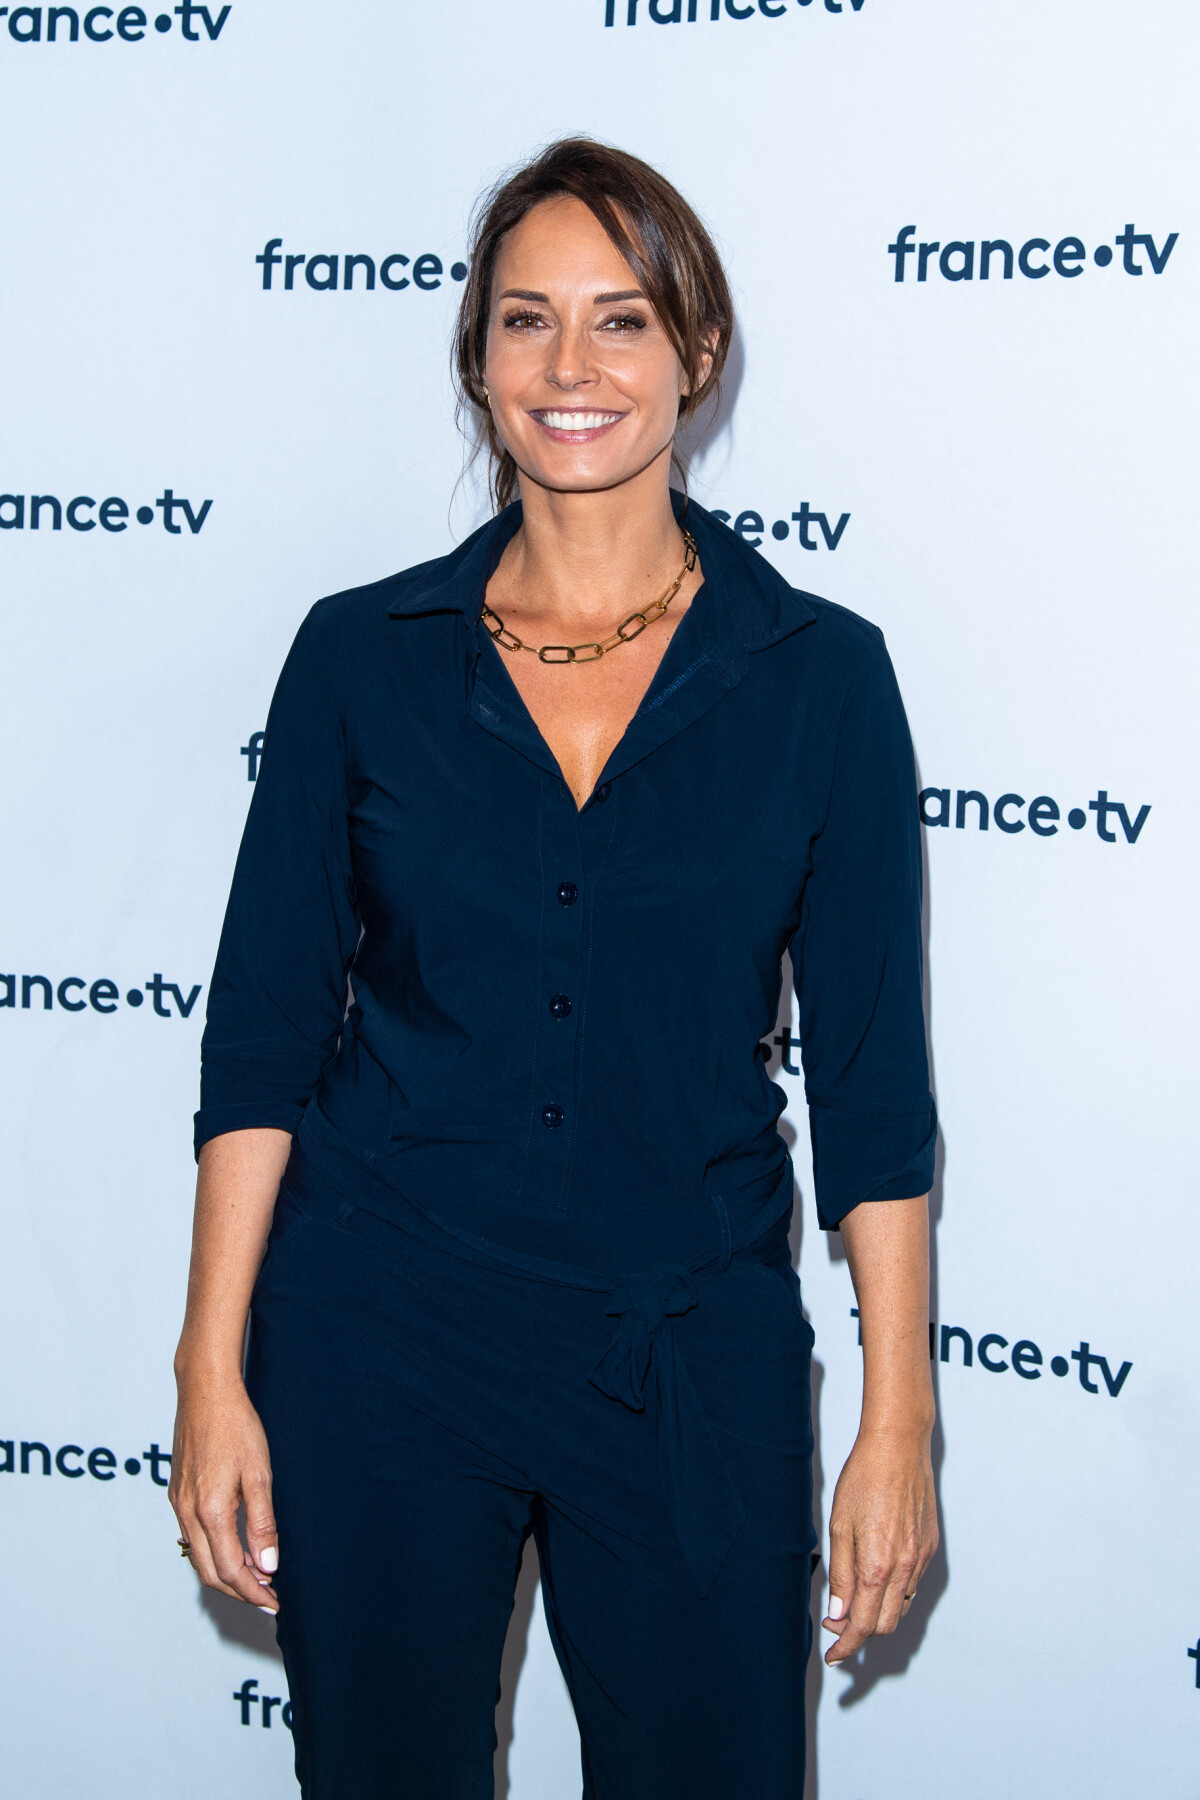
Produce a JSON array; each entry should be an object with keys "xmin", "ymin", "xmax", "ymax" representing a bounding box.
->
[
  {"xmin": 604, "ymin": 347, "xmax": 686, "ymax": 421},
  {"xmin": 484, "ymin": 368, "xmax": 541, "ymax": 442},
  {"xmin": 482, "ymin": 335, "xmax": 512, "ymax": 391},
  {"xmin": 483, "ymin": 327, "xmax": 537, "ymax": 392}
]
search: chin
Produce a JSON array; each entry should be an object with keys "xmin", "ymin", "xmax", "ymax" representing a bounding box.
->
[
  {"xmin": 522, "ymin": 456, "xmax": 641, "ymax": 496},
  {"xmin": 517, "ymin": 440, "xmax": 671, "ymax": 498}
]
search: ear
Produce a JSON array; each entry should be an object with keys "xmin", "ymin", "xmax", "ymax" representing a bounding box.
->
[{"xmin": 681, "ymin": 330, "xmax": 719, "ymax": 400}]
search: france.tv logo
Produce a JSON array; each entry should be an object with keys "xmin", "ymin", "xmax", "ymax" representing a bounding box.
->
[
  {"xmin": 888, "ymin": 223, "xmax": 1178, "ymax": 283},
  {"xmin": 1, "ymin": 972, "xmax": 202, "ymax": 1015},
  {"xmin": 606, "ymin": 0, "xmax": 864, "ymax": 23},
  {"xmin": 0, "ymin": 488, "xmax": 211, "ymax": 535},
  {"xmin": 847, "ymin": 1310, "xmax": 1132, "ymax": 1398},
  {"xmin": 918, "ymin": 786, "xmax": 1151, "ymax": 844},
  {"xmin": 0, "ymin": 5, "xmax": 229, "ymax": 43},
  {"xmin": 256, "ymin": 240, "xmax": 468, "ymax": 294},
  {"xmin": 1, "ymin": 1437, "xmax": 173, "ymax": 1483}
]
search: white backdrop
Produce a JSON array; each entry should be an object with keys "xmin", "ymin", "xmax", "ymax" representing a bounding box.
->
[{"xmin": 2, "ymin": 3, "xmax": 1197, "ymax": 1795}]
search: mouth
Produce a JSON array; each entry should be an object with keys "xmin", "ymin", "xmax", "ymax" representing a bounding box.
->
[{"xmin": 527, "ymin": 408, "xmax": 627, "ymax": 444}]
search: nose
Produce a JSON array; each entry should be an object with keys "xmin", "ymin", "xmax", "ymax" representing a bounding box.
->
[{"xmin": 545, "ymin": 320, "xmax": 598, "ymax": 393}]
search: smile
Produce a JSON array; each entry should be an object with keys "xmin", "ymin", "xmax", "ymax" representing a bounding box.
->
[{"xmin": 529, "ymin": 409, "xmax": 626, "ymax": 439}]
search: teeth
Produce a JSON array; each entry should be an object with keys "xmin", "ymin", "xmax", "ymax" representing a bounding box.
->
[{"xmin": 540, "ymin": 411, "xmax": 620, "ymax": 431}]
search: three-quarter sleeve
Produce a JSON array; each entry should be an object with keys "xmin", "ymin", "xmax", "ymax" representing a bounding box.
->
[
  {"xmin": 790, "ymin": 626, "xmax": 936, "ymax": 1228},
  {"xmin": 194, "ymin": 601, "xmax": 361, "ymax": 1159}
]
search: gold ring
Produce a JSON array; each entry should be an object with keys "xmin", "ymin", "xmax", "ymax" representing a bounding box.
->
[
  {"xmin": 177, "ymin": 1537, "xmax": 193, "ymax": 1559},
  {"xmin": 904, "ymin": 1590, "xmax": 917, "ymax": 1602}
]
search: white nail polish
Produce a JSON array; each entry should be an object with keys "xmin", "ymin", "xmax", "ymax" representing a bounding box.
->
[
  {"xmin": 828, "ymin": 1595, "xmax": 844, "ymax": 1620},
  {"xmin": 260, "ymin": 1546, "xmax": 279, "ymax": 1574},
  {"xmin": 258, "ymin": 1605, "xmax": 277, "ymax": 1615}
]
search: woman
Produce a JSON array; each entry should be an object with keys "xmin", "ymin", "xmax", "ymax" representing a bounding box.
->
[{"xmin": 171, "ymin": 138, "xmax": 938, "ymax": 1798}]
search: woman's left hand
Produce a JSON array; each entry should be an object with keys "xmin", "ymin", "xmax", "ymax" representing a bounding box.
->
[{"xmin": 821, "ymin": 1424, "xmax": 939, "ymax": 1665}]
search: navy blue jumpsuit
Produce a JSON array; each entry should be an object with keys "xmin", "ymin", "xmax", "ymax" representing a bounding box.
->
[{"xmin": 195, "ymin": 495, "xmax": 936, "ymax": 1799}]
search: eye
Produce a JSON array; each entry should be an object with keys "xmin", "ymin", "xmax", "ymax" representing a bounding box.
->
[
  {"xmin": 600, "ymin": 312, "xmax": 647, "ymax": 334},
  {"xmin": 502, "ymin": 309, "xmax": 546, "ymax": 332}
]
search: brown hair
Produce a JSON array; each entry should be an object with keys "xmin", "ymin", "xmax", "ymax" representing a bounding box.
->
[{"xmin": 453, "ymin": 137, "xmax": 735, "ymax": 511}]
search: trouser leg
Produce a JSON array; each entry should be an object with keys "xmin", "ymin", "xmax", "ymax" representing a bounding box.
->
[
  {"xmin": 535, "ymin": 1514, "xmax": 814, "ymax": 1800},
  {"xmin": 247, "ymin": 1197, "xmax": 534, "ymax": 1800},
  {"xmin": 533, "ymin": 1249, "xmax": 817, "ymax": 1800}
]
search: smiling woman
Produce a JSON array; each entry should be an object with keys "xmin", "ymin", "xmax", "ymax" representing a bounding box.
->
[
  {"xmin": 172, "ymin": 136, "xmax": 938, "ymax": 1800},
  {"xmin": 455, "ymin": 139, "xmax": 732, "ymax": 508},
  {"xmin": 447, "ymin": 144, "xmax": 737, "ymax": 804}
]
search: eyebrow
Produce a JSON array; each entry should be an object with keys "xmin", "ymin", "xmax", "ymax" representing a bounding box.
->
[{"xmin": 497, "ymin": 287, "xmax": 648, "ymax": 305}]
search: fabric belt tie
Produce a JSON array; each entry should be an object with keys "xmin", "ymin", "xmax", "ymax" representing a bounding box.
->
[
  {"xmin": 592, "ymin": 1266, "xmax": 697, "ymax": 1410},
  {"xmin": 290, "ymin": 1116, "xmax": 794, "ymax": 1598},
  {"xmin": 590, "ymin": 1265, "xmax": 746, "ymax": 1595}
]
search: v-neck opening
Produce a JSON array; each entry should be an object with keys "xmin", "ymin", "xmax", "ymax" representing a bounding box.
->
[{"xmin": 473, "ymin": 580, "xmax": 711, "ymax": 811}]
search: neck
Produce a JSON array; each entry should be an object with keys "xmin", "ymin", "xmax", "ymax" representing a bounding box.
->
[{"xmin": 505, "ymin": 448, "xmax": 686, "ymax": 623}]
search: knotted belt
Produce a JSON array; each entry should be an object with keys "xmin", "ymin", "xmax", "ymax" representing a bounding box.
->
[
  {"xmin": 290, "ymin": 1118, "xmax": 795, "ymax": 1596},
  {"xmin": 588, "ymin": 1263, "xmax": 746, "ymax": 1594}
]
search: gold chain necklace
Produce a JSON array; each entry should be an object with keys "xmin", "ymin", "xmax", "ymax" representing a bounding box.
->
[{"xmin": 480, "ymin": 529, "xmax": 698, "ymax": 665}]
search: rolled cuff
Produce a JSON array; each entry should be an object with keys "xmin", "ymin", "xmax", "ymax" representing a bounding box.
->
[
  {"xmin": 193, "ymin": 1100, "xmax": 306, "ymax": 1162},
  {"xmin": 807, "ymin": 1095, "xmax": 938, "ymax": 1230}
]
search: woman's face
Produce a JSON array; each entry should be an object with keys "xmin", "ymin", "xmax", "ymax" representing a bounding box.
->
[{"xmin": 483, "ymin": 197, "xmax": 705, "ymax": 498}]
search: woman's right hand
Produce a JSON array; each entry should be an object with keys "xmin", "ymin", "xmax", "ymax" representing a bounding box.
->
[
  {"xmin": 171, "ymin": 1128, "xmax": 294, "ymax": 1611},
  {"xmin": 169, "ymin": 1372, "xmax": 280, "ymax": 1612}
]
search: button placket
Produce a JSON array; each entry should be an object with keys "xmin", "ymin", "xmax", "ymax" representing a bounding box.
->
[{"xmin": 523, "ymin": 774, "xmax": 586, "ymax": 1201}]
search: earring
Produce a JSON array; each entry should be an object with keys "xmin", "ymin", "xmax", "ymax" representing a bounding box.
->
[{"xmin": 482, "ymin": 384, "xmax": 491, "ymax": 409}]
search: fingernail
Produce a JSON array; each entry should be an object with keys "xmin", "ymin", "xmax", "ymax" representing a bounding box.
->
[
  {"xmin": 259, "ymin": 1546, "xmax": 279, "ymax": 1574},
  {"xmin": 256, "ymin": 1577, "xmax": 270, "ymax": 1587},
  {"xmin": 258, "ymin": 1605, "xmax": 277, "ymax": 1615},
  {"xmin": 828, "ymin": 1595, "xmax": 844, "ymax": 1620}
]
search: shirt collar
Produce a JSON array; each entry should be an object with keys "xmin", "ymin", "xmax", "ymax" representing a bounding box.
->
[
  {"xmin": 384, "ymin": 491, "xmax": 818, "ymax": 661},
  {"xmin": 384, "ymin": 503, "xmax": 522, "ymax": 620}
]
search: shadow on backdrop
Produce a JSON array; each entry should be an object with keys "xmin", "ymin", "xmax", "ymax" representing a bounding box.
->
[
  {"xmin": 199, "ymin": 1581, "xmax": 284, "ymax": 1661},
  {"xmin": 493, "ymin": 1526, "xmax": 542, "ymax": 1800},
  {"xmin": 677, "ymin": 322, "xmax": 745, "ymax": 500},
  {"xmin": 197, "ymin": 1499, "xmax": 285, "ymax": 1657}
]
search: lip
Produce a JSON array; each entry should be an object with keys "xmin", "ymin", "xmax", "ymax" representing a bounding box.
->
[{"xmin": 527, "ymin": 407, "xmax": 628, "ymax": 444}]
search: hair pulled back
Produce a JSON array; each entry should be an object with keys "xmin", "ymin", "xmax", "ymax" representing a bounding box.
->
[{"xmin": 453, "ymin": 137, "xmax": 734, "ymax": 511}]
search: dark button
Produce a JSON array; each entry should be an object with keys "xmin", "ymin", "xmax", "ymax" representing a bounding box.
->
[
  {"xmin": 556, "ymin": 881, "xmax": 578, "ymax": 907},
  {"xmin": 595, "ymin": 783, "xmax": 612, "ymax": 803},
  {"xmin": 549, "ymin": 993, "xmax": 573, "ymax": 1020},
  {"xmin": 541, "ymin": 1103, "xmax": 565, "ymax": 1129}
]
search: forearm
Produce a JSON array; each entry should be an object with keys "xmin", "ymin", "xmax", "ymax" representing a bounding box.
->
[
  {"xmin": 821, "ymin": 1194, "xmax": 938, "ymax": 1659},
  {"xmin": 175, "ymin": 1127, "xmax": 293, "ymax": 1387},
  {"xmin": 839, "ymin": 1194, "xmax": 934, "ymax": 1437}
]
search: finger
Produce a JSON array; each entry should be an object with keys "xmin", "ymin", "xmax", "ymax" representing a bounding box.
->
[
  {"xmin": 242, "ymin": 1549, "xmax": 279, "ymax": 1608},
  {"xmin": 822, "ymin": 1524, "xmax": 855, "ymax": 1637},
  {"xmin": 826, "ymin": 1555, "xmax": 888, "ymax": 1663},
  {"xmin": 175, "ymin": 1506, "xmax": 250, "ymax": 1604},
  {"xmin": 243, "ymin": 1472, "xmax": 280, "ymax": 1579},
  {"xmin": 874, "ymin": 1557, "xmax": 918, "ymax": 1638},
  {"xmin": 197, "ymin": 1497, "xmax": 279, "ymax": 1611},
  {"xmin": 898, "ymin": 1523, "xmax": 937, "ymax": 1616},
  {"xmin": 821, "ymin": 1598, "xmax": 850, "ymax": 1638}
]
